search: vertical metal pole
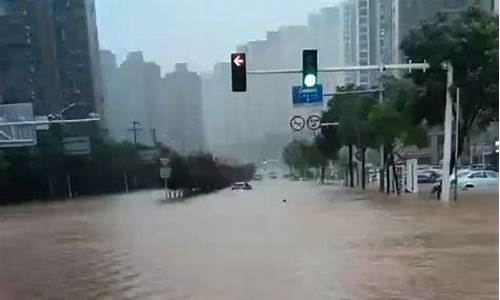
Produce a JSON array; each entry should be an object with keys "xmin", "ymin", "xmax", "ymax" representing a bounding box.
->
[
  {"xmin": 151, "ymin": 128, "xmax": 157, "ymax": 144},
  {"xmin": 362, "ymin": 148, "xmax": 366, "ymax": 190},
  {"xmin": 124, "ymin": 171, "xmax": 129, "ymax": 193},
  {"xmin": 441, "ymin": 62, "xmax": 454, "ymax": 203},
  {"xmin": 454, "ymin": 88, "xmax": 460, "ymax": 202},
  {"xmin": 133, "ymin": 122, "xmax": 138, "ymax": 145},
  {"xmin": 66, "ymin": 173, "xmax": 73, "ymax": 198},
  {"xmin": 378, "ymin": 79, "xmax": 385, "ymax": 192},
  {"xmin": 481, "ymin": 145, "xmax": 486, "ymax": 165},
  {"xmin": 470, "ymin": 144, "xmax": 474, "ymax": 165}
]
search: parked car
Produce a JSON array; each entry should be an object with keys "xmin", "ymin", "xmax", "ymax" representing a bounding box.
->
[
  {"xmin": 417, "ymin": 170, "xmax": 440, "ymax": 183},
  {"xmin": 470, "ymin": 164, "xmax": 498, "ymax": 172},
  {"xmin": 455, "ymin": 170, "xmax": 498, "ymax": 189},
  {"xmin": 253, "ymin": 174, "xmax": 263, "ymax": 181},
  {"xmin": 231, "ymin": 182, "xmax": 253, "ymax": 190}
]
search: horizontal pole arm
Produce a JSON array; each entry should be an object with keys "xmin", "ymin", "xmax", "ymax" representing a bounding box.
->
[
  {"xmin": 0, "ymin": 118, "xmax": 100, "ymax": 126},
  {"xmin": 323, "ymin": 89, "xmax": 383, "ymax": 97},
  {"xmin": 247, "ymin": 62, "xmax": 430, "ymax": 75},
  {"xmin": 321, "ymin": 122, "xmax": 340, "ymax": 127}
]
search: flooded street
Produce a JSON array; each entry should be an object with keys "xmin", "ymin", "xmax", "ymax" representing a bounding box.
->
[{"xmin": 0, "ymin": 180, "xmax": 498, "ymax": 299}]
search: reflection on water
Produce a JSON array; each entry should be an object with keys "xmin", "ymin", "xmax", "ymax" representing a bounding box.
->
[{"xmin": 0, "ymin": 182, "xmax": 498, "ymax": 299}]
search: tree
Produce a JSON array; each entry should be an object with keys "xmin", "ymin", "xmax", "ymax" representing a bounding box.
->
[
  {"xmin": 282, "ymin": 140, "xmax": 306, "ymax": 175},
  {"xmin": 282, "ymin": 140, "xmax": 327, "ymax": 179},
  {"xmin": 319, "ymin": 85, "xmax": 377, "ymax": 188},
  {"xmin": 0, "ymin": 151, "xmax": 9, "ymax": 174},
  {"xmin": 401, "ymin": 6, "xmax": 498, "ymax": 165},
  {"xmin": 301, "ymin": 142, "xmax": 328, "ymax": 182},
  {"xmin": 365, "ymin": 76, "xmax": 427, "ymax": 193}
]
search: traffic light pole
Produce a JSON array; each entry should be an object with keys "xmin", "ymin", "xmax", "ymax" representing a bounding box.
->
[
  {"xmin": 441, "ymin": 62, "xmax": 454, "ymax": 203},
  {"xmin": 246, "ymin": 61, "xmax": 429, "ymax": 75},
  {"xmin": 242, "ymin": 59, "xmax": 460, "ymax": 203}
]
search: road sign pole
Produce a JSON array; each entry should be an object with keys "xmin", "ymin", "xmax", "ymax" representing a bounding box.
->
[{"xmin": 66, "ymin": 173, "xmax": 73, "ymax": 199}]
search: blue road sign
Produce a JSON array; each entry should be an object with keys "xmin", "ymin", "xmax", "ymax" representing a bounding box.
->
[{"xmin": 292, "ymin": 85, "xmax": 323, "ymax": 107}]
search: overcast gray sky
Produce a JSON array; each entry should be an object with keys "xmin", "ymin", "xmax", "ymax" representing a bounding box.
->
[{"xmin": 96, "ymin": 0, "xmax": 341, "ymax": 73}]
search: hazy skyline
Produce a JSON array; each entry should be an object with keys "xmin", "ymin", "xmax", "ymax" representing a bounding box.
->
[{"xmin": 96, "ymin": 0, "xmax": 341, "ymax": 73}]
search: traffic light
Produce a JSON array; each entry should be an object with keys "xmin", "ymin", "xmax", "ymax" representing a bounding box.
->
[
  {"xmin": 302, "ymin": 49, "xmax": 318, "ymax": 88},
  {"xmin": 231, "ymin": 53, "xmax": 246, "ymax": 92}
]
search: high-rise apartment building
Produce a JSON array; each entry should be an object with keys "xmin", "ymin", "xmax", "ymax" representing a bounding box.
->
[
  {"xmin": 0, "ymin": 0, "xmax": 103, "ymax": 118},
  {"xmin": 164, "ymin": 63, "xmax": 205, "ymax": 154}
]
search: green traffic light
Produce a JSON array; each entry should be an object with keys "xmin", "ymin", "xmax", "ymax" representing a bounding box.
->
[
  {"xmin": 302, "ymin": 49, "xmax": 318, "ymax": 88},
  {"xmin": 304, "ymin": 74, "xmax": 317, "ymax": 88}
]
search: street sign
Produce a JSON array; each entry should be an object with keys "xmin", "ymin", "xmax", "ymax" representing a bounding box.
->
[
  {"xmin": 63, "ymin": 136, "xmax": 91, "ymax": 155},
  {"xmin": 159, "ymin": 157, "xmax": 170, "ymax": 166},
  {"xmin": 302, "ymin": 49, "xmax": 318, "ymax": 88},
  {"xmin": 160, "ymin": 167, "xmax": 172, "ymax": 178},
  {"xmin": 0, "ymin": 103, "xmax": 37, "ymax": 148},
  {"xmin": 483, "ymin": 144, "xmax": 495, "ymax": 155},
  {"xmin": 292, "ymin": 85, "xmax": 323, "ymax": 106},
  {"xmin": 231, "ymin": 53, "xmax": 246, "ymax": 92},
  {"xmin": 290, "ymin": 115, "xmax": 305, "ymax": 131},
  {"xmin": 35, "ymin": 116, "xmax": 49, "ymax": 130},
  {"xmin": 139, "ymin": 149, "xmax": 160, "ymax": 163},
  {"xmin": 306, "ymin": 114, "xmax": 321, "ymax": 131}
]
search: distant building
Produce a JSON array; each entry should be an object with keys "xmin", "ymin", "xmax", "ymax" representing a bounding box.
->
[
  {"xmin": 0, "ymin": 0, "xmax": 61, "ymax": 112},
  {"xmin": 100, "ymin": 51, "xmax": 162, "ymax": 146},
  {"xmin": 343, "ymin": 1, "xmax": 358, "ymax": 85},
  {"xmin": 342, "ymin": 0, "xmax": 394, "ymax": 87},
  {"xmin": 164, "ymin": 63, "xmax": 205, "ymax": 154},
  {"xmin": 0, "ymin": 0, "xmax": 103, "ymax": 119}
]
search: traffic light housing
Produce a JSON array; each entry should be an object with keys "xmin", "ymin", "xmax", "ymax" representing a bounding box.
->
[
  {"xmin": 231, "ymin": 53, "xmax": 246, "ymax": 92},
  {"xmin": 302, "ymin": 49, "xmax": 318, "ymax": 88}
]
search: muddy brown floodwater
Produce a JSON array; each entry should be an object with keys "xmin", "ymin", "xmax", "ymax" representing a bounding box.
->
[{"xmin": 0, "ymin": 180, "xmax": 498, "ymax": 299}]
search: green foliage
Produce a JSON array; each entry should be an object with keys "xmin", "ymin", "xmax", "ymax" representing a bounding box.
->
[
  {"xmin": 167, "ymin": 153, "xmax": 254, "ymax": 191},
  {"xmin": 401, "ymin": 6, "xmax": 498, "ymax": 152},
  {"xmin": 301, "ymin": 142, "xmax": 328, "ymax": 168},
  {"xmin": 282, "ymin": 140, "xmax": 307, "ymax": 170},
  {"xmin": 367, "ymin": 77, "xmax": 428, "ymax": 149},
  {"xmin": 0, "ymin": 151, "xmax": 9, "ymax": 174},
  {"xmin": 319, "ymin": 85, "xmax": 378, "ymax": 155},
  {"xmin": 282, "ymin": 140, "xmax": 327, "ymax": 174},
  {"xmin": 0, "ymin": 131, "xmax": 166, "ymax": 203}
]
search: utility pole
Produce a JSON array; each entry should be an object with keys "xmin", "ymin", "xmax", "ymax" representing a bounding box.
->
[
  {"xmin": 378, "ymin": 77, "xmax": 385, "ymax": 192},
  {"xmin": 441, "ymin": 62, "xmax": 454, "ymax": 203},
  {"xmin": 377, "ymin": 12, "xmax": 386, "ymax": 191},
  {"xmin": 128, "ymin": 121, "xmax": 143, "ymax": 145},
  {"xmin": 151, "ymin": 128, "xmax": 157, "ymax": 145}
]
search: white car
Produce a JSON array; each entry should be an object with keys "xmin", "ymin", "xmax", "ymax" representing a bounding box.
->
[
  {"xmin": 455, "ymin": 170, "xmax": 499, "ymax": 189},
  {"xmin": 231, "ymin": 182, "xmax": 252, "ymax": 190}
]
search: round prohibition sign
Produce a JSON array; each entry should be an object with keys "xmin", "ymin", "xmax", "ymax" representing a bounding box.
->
[
  {"xmin": 290, "ymin": 115, "xmax": 306, "ymax": 132},
  {"xmin": 306, "ymin": 114, "xmax": 321, "ymax": 131}
]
